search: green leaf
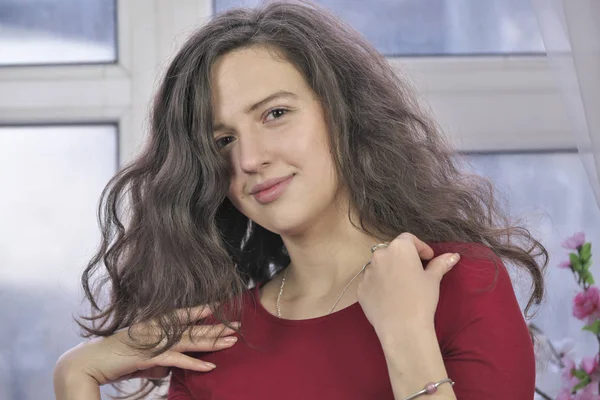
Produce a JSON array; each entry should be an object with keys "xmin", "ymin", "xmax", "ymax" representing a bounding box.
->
[
  {"xmin": 584, "ymin": 271, "xmax": 596, "ymax": 285},
  {"xmin": 582, "ymin": 320, "xmax": 600, "ymax": 334},
  {"xmin": 573, "ymin": 368, "xmax": 589, "ymax": 380},
  {"xmin": 583, "ymin": 259, "xmax": 593, "ymax": 270},
  {"xmin": 573, "ymin": 375, "xmax": 591, "ymax": 391},
  {"xmin": 581, "ymin": 243, "xmax": 592, "ymax": 262},
  {"xmin": 571, "ymin": 253, "xmax": 583, "ymax": 272}
]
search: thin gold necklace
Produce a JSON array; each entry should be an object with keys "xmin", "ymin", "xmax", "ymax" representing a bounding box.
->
[{"xmin": 275, "ymin": 260, "xmax": 371, "ymax": 318}]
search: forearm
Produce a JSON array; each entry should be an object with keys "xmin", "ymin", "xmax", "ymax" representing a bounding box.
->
[
  {"xmin": 378, "ymin": 325, "xmax": 457, "ymax": 400},
  {"xmin": 54, "ymin": 364, "xmax": 101, "ymax": 400}
]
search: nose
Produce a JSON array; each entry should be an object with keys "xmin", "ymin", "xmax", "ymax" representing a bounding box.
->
[{"xmin": 237, "ymin": 127, "xmax": 271, "ymax": 174}]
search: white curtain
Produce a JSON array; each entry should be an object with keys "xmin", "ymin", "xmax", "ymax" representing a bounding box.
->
[{"xmin": 532, "ymin": 0, "xmax": 600, "ymax": 210}]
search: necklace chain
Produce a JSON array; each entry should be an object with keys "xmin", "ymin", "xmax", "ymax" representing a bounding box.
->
[{"xmin": 275, "ymin": 260, "xmax": 371, "ymax": 318}]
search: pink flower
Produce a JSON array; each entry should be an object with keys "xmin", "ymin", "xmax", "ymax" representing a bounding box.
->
[
  {"xmin": 560, "ymin": 260, "xmax": 573, "ymax": 269},
  {"xmin": 573, "ymin": 287, "xmax": 600, "ymax": 323},
  {"xmin": 563, "ymin": 356, "xmax": 577, "ymax": 380},
  {"xmin": 558, "ymin": 388, "xmax": 575, "ymax": 400},
  {"xmin": 564, "ymin": 375, "xmax": 581, "ymax": 392},
  {"xmin": 559, "ymin": 355, "xmax": 600, "ymax": 397},
  {"xmin": 582, "ymin": 355, "xmax": 599, "ymax": 375},
  {"xmin": 574, "ymin": 384, "xmax": 600, "ymax": 400},
  {"xmin": 585, "ymin": 354, "xmax": 600, "ymax": 383},
  {"xmin": 561, "ymin": 356, "xmax": 581, "ymax": 394},
  {"xmin": 575, "ymin": 393, "xmax": 600, "ymax": 400},
  {"xmin": 563, "ymin": 232, "xmax": 586, "ymax": 250}
]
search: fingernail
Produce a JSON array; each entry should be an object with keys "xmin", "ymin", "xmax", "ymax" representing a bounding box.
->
[
  {"xmin": 447, "ymin": 253, "xmax": 460, "ymax": 266},
  {"xmin": 222, "ymin": 336, "xmax": 238, "ymax": 344},
  {"xmin": 231, "ymin": 322, "xmax": 242, "ymax": 329},
  {"xmin": 204, "ymin": 362, "xmax": 216, "ymax": 369}
]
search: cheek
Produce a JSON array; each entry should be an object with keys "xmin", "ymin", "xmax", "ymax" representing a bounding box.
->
[
  {"xmin": 227, "ymin": 177, "xmax": 243, "ymax": 205},
  {"xmin": 301, "ymin": 135, "xmax": 335, "ymax": 177},
  {"xmin": 224, "ymin": 152, "xmax": 241, "ymax": 197},
  {"xmin": 227, "ymin": 174, "xmax": 254, "ymax": 218}
]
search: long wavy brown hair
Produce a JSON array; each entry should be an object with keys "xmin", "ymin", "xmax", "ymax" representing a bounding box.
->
[{"xmin": 78, "ymin": 0, "xmax": 547, "ymax": 397}]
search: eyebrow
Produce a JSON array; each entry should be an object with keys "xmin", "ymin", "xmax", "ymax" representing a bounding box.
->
[{"xmin": 212, "ymin": 90, "xmax": 298, "ymax": 133}]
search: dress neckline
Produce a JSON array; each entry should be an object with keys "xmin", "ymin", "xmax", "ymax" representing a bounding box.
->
[{"xmin": 251, "ymin": 279, "xmax": 362, "ymax": 326}]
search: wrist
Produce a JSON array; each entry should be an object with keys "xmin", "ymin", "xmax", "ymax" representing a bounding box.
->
[
  {"xmin": 378, "ymin": 325, "xmax": 455, "ymax": 399},
  {"xmin": 379, "ymin": 327, "xmax": 440, "ymax": 371},
  {"xmin": 54, "ymin": 358, "xmax": 101, "ymax": 400},
  {"xmin": 376, "ymin": 320, "xmax": 436, "ymax": 348}
]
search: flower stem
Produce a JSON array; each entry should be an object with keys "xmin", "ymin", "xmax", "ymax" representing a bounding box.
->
[
  {"xmin": 535, "ymin": 387, "xmax": 553, "ymax": 400},
  {"xmin": 529, "ymin": 323, "xmax": 565, "ymax": 368},
  {"xmin": 547, "ymin": 340, "xmax": 566, "ymax": 369}
]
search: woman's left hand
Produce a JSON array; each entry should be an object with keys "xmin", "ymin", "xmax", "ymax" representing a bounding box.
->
[{"xmin": 357, "ymin": 232, "xmax": 461, "ymax": 335}]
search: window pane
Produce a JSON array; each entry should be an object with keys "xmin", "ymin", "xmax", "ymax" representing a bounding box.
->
[
  {"xmin": 0, "ymin": 125, "xmax": 117, "ymax": 399},
  {"xmin": 0, "ymin": 0, "xmax": 117, "ymax": 65},
  {"xmin": 466, "ymin": 152, "xmax": 600, "ymax": 393},
  {"xmin": 215, "ymin": 0, "xmax": 544, "ymax": 55}
]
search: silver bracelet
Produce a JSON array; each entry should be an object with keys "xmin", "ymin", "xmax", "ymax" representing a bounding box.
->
[{"xmin": 404, "ymin": 378, "xmax": 455, "ymax": 400}]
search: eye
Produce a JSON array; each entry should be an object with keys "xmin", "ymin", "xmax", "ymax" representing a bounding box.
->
[
  {"xmin": 215, "ymin": 136, "xmax": 235, "ymax": 149},
  {"xmin": 264, "ymin": 108, "xmax": 289, "ymax": 123}
]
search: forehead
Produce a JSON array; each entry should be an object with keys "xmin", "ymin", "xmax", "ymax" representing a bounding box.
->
[{"xmin": 210, "ymin": 46, "xmax": 310, "ymax": 118}]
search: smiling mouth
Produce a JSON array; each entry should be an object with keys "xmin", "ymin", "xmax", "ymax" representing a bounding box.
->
[{"xmin": 252, "ymin": 175, "xmax": 294, "ymax": 204}]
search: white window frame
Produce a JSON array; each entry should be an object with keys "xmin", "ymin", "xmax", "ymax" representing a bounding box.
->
[
  {"xmin": 393, "ymin": 56, "xmax": 573, "ymax": 152},
  {"xmin": 0, "ymin": 0, "xmax": 573, "ymax": 168},
  {"xmin": 0, "ymin": 0, "xmax": 213, "ymax": 165}
]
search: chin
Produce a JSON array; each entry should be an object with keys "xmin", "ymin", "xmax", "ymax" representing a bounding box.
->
[
  {"xmin": 251, "ymin": 196, "xmax": 340, "ymax": 238},
  {"xmin": 255, "ymin": 211, "xmax": 313, "ymax": 237},
  {"xmin": 260, "ymin": 219, "xmax": 305, "ymax": 237}
]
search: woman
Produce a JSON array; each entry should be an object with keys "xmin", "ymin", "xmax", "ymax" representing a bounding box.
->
[{"xmin": 53, "ymin": 1, "xmax": 547, "ymax": 399}]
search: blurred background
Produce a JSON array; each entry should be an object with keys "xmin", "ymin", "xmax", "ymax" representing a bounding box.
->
[{"xmin": 0, "ymin": 0, "xmax": 598, "ymax": 399}]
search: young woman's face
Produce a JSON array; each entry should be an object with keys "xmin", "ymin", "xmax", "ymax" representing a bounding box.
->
[{"xmin": 211, "ymin": 45, "xmax": 341, "ymax": 236}]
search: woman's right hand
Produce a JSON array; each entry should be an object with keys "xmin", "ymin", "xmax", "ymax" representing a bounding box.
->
[{"xmin": 54, "ymin": 305, "xmax": 239, "ymax": 387}]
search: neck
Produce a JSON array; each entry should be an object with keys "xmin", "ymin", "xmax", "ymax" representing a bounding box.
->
[{"xmin": 280, "ymin": 205, "xmax": 382, "ymax": 300}]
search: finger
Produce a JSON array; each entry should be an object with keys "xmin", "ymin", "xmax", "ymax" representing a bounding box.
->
[
  {"xmin": 174, "ymin": 334, "xmax": 238, "ymax": 353},
  {"xmin": 173, "ymin": 304, "xmax": 218, "ymax": 323},
  {"xmin": 128, "ymin": 322, "xmax": 239, "ymax": 348},
  {"xmin": 187, "ymin": 323, "xmax": 240, "ymax": 339},
  {"xmin": 169, "ymin": 323, "xmax": 240, "ymax": 353},
  {"xmin": 151, "ymin": 350, "xmax": 217, "ymax": 372},
  {"xmin": 141, "ymin": 304, "xmax": 218, "ymax": 333},
  {"xmin": 397, "ymin": 232, "xmax": 434, "ymax": 260},
  {"xmin": 425, "ymin": 252, "xmax": 461, "ymax": 280}
]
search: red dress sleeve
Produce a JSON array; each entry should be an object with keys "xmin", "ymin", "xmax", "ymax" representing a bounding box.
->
[
  {"xmin": 433, "ymin": 244, "xmax": 536, "ymax": 399},
  {"xmin": 167, "ymin": 368, "xmax": 194, "ymax": 399}
]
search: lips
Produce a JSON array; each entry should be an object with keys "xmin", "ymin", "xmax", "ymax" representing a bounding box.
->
[
  {"xmin": 250, "ymin": 174, "xmax": 294, "ymax": 195},
  {"xmin": 250, "ymin": 174, "xmax": 294, "ymax": 205}
]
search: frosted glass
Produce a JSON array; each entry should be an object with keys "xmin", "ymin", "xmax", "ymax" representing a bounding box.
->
[
  {"xmin": 0, "ymin": 0, "xmax": 116, "ymax": 65},
  {"xmin": 0, "ymin": 125, "xmax": 117, "ymax": 399},
  {"xmin": 215, "ymin": 0, "xmax": 545, "ymax": 55},
  {"xmin": 467, "ymin": 152, "xmax": 600, "ymax": 397}
]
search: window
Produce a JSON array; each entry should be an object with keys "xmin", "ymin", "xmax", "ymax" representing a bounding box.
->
[
  {"xmin": 0, "ymin": 1, "xmax": 578, "ymax": 398},
  {"xmin": 0, "ymin": 0, "xmax": 208, "ymax": 392},
  {"xmin": 0, "ymin": 0, "xmax": 117, "ymax": 65},
  {"xmin": 0, "ymin": 125, "xmax": 117, "ymax": 399},
  {"xmin": 466, "ymin": 151, "xmax": 600, "ymax": 392},
  {"xmin": 214, "ymin": 0, "xmax": 545, "ymax": 55}
]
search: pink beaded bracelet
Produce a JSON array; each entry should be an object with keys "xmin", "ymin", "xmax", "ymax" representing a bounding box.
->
[{"xmin": 403, "ymin": 378, "xmax": 455, "ymax": 400}]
